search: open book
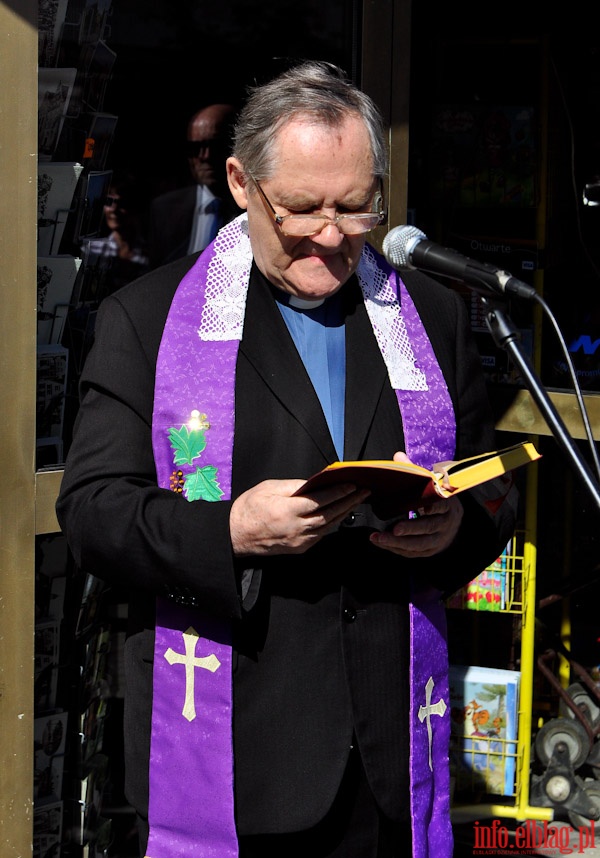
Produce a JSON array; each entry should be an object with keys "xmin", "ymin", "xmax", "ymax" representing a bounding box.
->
[{"xmin": 296, "ymin": 441, "xmax": 540, "ymax": 518}]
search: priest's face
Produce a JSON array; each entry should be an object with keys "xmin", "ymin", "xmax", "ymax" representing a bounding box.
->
[{"xmin": 226, "ymin": 115, "xmax": 379, "ymax": 302}]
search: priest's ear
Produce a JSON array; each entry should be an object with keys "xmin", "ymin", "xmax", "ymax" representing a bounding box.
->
[{"xmin": 226, "ymin": 158, "xmax": 249, "ymax": 210}]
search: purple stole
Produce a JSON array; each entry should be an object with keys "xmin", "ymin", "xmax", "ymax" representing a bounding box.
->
[{"xmin": 150, "ymin": 215, "xmax": 455, "ymax": 858}]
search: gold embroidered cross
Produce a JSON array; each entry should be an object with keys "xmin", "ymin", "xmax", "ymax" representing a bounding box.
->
[
  {"xmin": 164, "ymin": 626, "xmax": 221, "ymax": 722},
  {"xmin": 418, "ymin": 675, "xmax": 447, "ymax": 771}
]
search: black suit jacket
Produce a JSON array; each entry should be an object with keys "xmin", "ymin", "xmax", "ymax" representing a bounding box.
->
[
  {"xmin": 56, "ymin": 253, "xmax": 516, "ymax": 835},
  {"xmin": 147, "ymin": 184, "xmax": 241, "ymax": 269}
]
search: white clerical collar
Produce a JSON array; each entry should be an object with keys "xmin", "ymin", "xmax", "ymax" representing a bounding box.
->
[{"xmin": 288, "ymin": 295, "xmax": 325, "ymax": 309}]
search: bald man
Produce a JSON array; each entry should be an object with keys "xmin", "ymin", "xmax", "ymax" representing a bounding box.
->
[{"xmin": 148, "ymin": 103, "xmax": 241, "ymax": 269}]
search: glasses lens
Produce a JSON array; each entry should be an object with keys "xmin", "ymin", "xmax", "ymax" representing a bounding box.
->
[
  {"xmin": 338, "ymin": 215, "xmax": 383, "ymax": 235},
  {"xmin": 280, "ymin": 214, "xmax": 382, "ymax": 236},
  {"xmin": 280, "ymin": 217, "xmax": 327, "ymax": 236}
]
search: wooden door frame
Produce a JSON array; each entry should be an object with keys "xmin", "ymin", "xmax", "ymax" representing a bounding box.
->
[{"xmin": 0, "ymin": 2, "xmax": 38, "ymax": 854}]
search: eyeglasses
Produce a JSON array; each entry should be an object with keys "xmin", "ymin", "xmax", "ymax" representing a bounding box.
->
[
  {"xmin": 250, "ymin": 177, "xmax": 387, "ymax": 237},
  {"xmin": 105, "ymin": 195, "xmax": 125, "ymax": 208}
]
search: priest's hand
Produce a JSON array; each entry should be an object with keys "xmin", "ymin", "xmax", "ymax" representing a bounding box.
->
[
  {"xmin": 230, "ymin": 479, "xmax": 371, "ymax": 557},
  {"xmin": 368, "ymin": 495, "xmax": 464, "ymax": 557}
]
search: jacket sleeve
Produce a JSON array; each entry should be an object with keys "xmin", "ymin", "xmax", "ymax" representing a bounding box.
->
[{"xmin": 55, "ymin": 278, "xmax": 244, "ymax": 621}]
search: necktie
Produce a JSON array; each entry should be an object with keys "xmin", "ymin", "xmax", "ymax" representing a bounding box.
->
[{"xmin": 205, "ymin": 198, "xmax": 222, "ymax": 244}]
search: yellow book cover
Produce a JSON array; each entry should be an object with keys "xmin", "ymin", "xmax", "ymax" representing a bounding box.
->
[{"xmin": 296, "ymin": 441, "xmax": 540, "ymax": 518}]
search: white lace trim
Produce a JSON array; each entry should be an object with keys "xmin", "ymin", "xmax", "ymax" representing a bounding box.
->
[
  {"xmin": 198, "ymin": 216, "xmax": 427, "ymax": 392},
  {"xmin": 198, "ymin": 215, "xmax": 252, "ymax": 341},
  {"xmin": 357, "ymin": 246, "xmax": 428, "ymax": 391}
]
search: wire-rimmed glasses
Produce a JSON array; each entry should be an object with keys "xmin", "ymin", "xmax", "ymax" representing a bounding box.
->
[{"xmin": 251, "ymin": 176, "xmax": 387, "ymax": 236}]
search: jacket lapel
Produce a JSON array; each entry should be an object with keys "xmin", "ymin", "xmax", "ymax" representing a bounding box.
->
[
  {"xmin": 239, "ymin": 268, "xmax": 390, "ymax": 465},
  {"xmin": 343, "ymin": 279, "xmax": 389, "ymax": 460},
  {"xmin": 240, "ymin": 267, "xmax": 337, "ymax": 462}
]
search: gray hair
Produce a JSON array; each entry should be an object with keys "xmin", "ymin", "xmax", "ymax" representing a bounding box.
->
[{"xmin": 232, "ymin": 61, "xmax": 388, "ymax": 181}]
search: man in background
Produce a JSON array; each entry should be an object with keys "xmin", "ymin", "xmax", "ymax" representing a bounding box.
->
[{"xmin": 147, "ymin": 102, "xmax": 239, "ymax": 268}]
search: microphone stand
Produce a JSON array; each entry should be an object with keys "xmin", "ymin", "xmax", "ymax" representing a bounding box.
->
[{"xmin": 483, "ymin": 297, "xmax": 600, "ymax": 514}]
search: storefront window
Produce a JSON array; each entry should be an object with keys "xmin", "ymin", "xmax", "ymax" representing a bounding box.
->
[
  {"xmin": 35, "ymin": 4, "xmax": 358, "ymax": 855},
  {"xmin": 37, "ymin": 0, "xmax": 357, "ymax": 468}
]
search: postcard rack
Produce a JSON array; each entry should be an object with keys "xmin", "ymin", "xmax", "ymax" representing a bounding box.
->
[{"xmin": 447, "ymin": 464, "xmax": 554, "ymax": 824}]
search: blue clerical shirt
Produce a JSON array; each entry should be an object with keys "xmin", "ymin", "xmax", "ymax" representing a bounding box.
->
[{"xmin": 276, "ymin": 292, "xmax": 346, "ymax": 460}]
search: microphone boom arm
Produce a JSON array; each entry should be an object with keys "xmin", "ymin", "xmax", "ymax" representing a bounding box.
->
[{"xmin": 483, "ymin": 298, "xmax": 600, "ymax": 513}]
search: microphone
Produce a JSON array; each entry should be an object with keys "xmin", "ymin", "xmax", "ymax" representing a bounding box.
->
[{"xmin": 382, "ymin": 225, "xmax": 537, "ymax": 300}]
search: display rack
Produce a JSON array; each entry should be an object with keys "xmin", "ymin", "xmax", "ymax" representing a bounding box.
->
[{"xmin": 449, "ymin": 457, "xmax": 553, "ymax": 824}]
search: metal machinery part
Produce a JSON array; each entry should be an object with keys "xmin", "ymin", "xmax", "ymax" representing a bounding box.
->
[
  {"xmin": 535, "ymin": 718, "xmax": 590, "ymax": 770},
  {"xmin": 559, "ymin": 682, "xmax": 600, "ymax": 729},
  {"xmin": 568, "ymin": 781, "xmax": 600, "ymax": 829}
]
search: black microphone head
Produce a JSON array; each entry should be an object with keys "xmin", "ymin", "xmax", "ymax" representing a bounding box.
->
[{"xmin": 382, "ymin": 224, "xmax": 427, "ymax": 269}]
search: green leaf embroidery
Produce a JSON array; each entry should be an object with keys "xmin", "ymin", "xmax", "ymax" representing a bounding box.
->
[
  {"xmin": 168, "ymin": 425, "xmax": 207, "ymax": 466},
  {"xmin": 184, "ymin": 465, "xmax": 224, "ymax": 502}
]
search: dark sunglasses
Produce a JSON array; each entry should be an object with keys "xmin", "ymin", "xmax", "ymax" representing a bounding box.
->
[
  {"xmin": 105, "ymin": 195, "xmax": 126, "ymax": 208},
  {"xmin": 185, "ymin": 139, "xmax": 227, "ymax": 158}
]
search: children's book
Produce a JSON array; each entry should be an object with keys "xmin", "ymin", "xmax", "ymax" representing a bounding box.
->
[
  {"xmin": 296, "ymin": 441, "xmax": 540, "ymax": 519},
  {"xmin": 446, "ymin": 538, "xmax": 513, "ymax": 612},
  {"xmin": 447, "ymin": 567, "xmax": 507, "ymax": 611},
  {"xmin": 448, "ymin": 664, "xmax": 520, "ymax": 797}
]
